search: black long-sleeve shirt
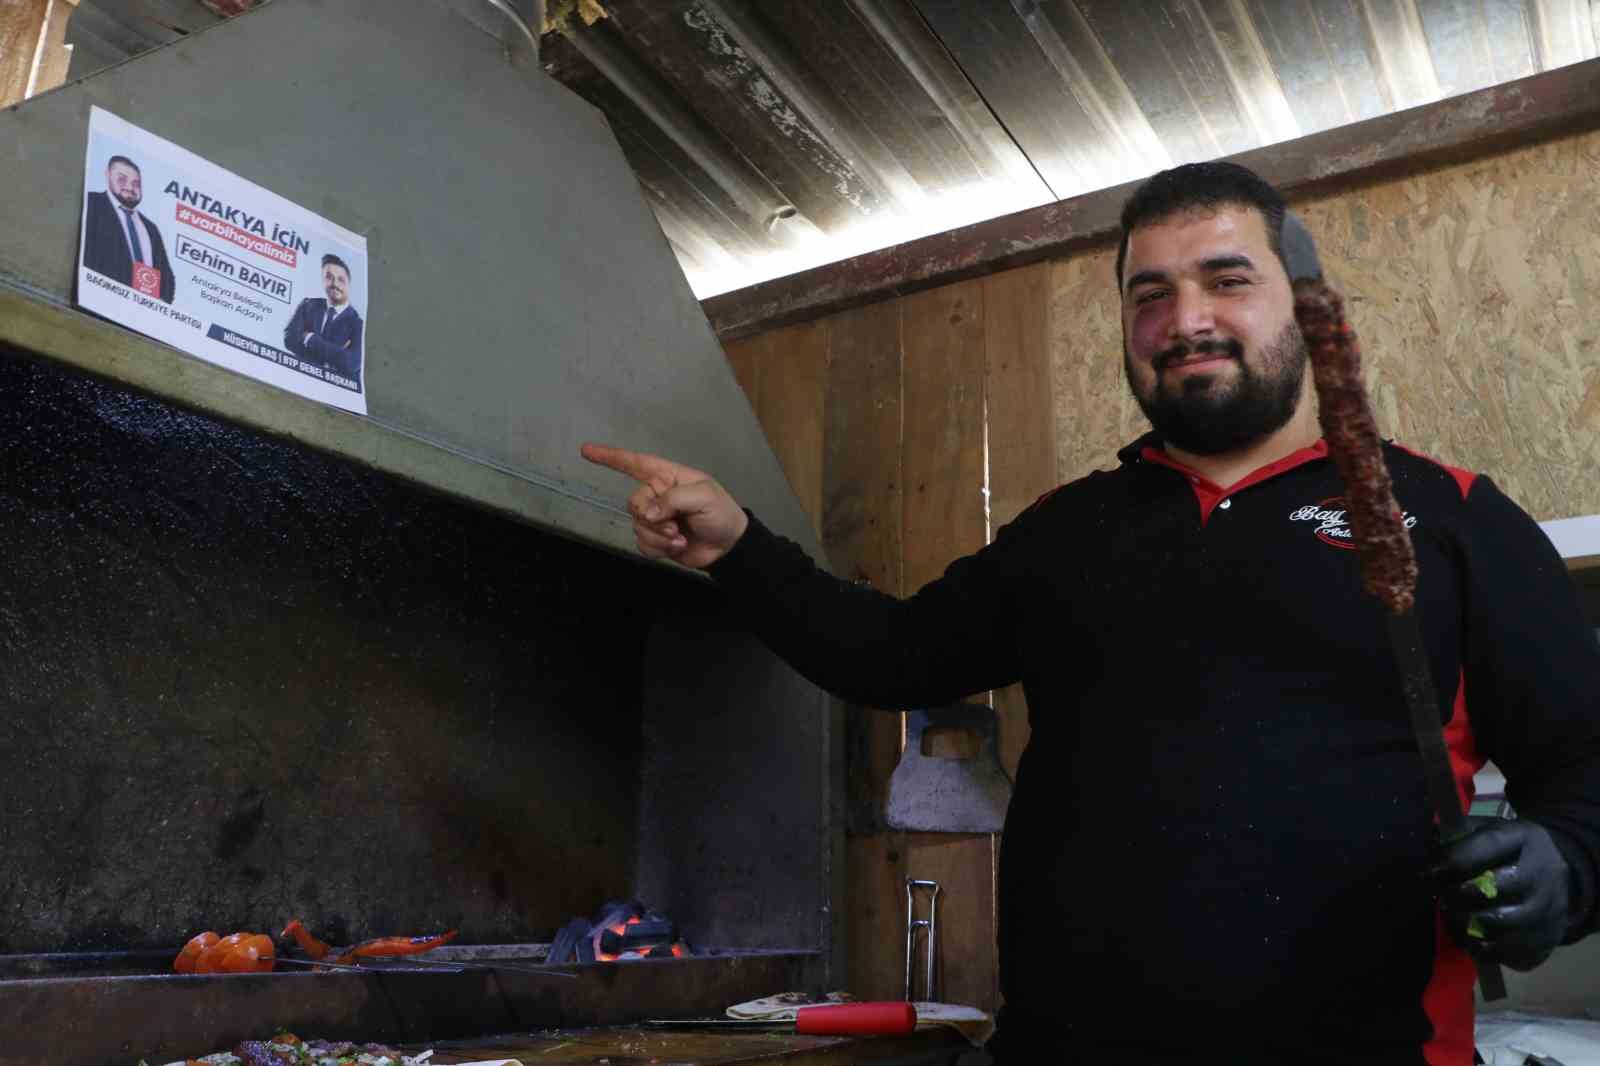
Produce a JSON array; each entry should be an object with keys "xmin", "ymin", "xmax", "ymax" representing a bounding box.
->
[{"xmin": 708, "ymin": 434, "xmax": 1600, "ymax": 1065}]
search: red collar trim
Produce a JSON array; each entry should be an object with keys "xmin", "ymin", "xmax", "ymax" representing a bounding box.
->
[{"xmin": 1140, "ymin": 440, "xmax": 1330, "ymax": 523}]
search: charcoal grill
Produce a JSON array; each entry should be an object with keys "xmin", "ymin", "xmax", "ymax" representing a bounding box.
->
[{"xmin": 0, "ymin": 946, "xmax": 824, "ymax": 1065}]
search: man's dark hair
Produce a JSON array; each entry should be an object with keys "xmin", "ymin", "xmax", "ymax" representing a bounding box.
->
[
  {"xmin": 1114, "ymin": 161, "xmax": 1288, "ymax": 287},
  {"xmin": 106, "ymin": 155, "xmax": 140, "ymax": 174},
  {"xmin": 321, "ymin": 253, "xmax": 351, "ymax": 279}
]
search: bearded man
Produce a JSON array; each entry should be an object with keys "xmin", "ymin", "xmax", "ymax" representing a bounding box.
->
[
  {"xmin": 82, "ymin": 154, "xmax": 176, "ymax": 304},
  {"xmin": 582, "ymin": 162, "xmax": 1600, "ymax": 1066}
]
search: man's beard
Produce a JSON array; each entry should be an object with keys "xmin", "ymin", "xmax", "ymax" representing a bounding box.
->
[
  {"xmin": 1126, "ymin": 320, "xmax": 1307, "ymax": 456},
  {"xmin": 113, "ymin": 190, "xmax": 141, "ymax": 210}
]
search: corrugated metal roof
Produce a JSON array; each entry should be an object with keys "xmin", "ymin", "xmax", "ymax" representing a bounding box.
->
[
  {"xmin": 65, "ymin": 0, "xmax": 225, "ymax": 76},
  {"xmin": 67, "ymin": 0, "xmax": 1600, "ymax": 296},
  {"xmin": 542, "ymin": 0, "xmax": 1598, "ymax": 296}
]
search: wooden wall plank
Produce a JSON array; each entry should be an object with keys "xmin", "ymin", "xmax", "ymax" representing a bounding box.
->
[
  {"xmin": 899, "ymin": 280, "xmax": 989, "ymax": 595},
  {"xmin": 822, "ymin": 302, "xmax": 904, "ymax": 590},
  {"xmin": 754, "ymin": 320, "xmax": 829, "ymax": 540},
  {"xmin": 901, "ymin": 832, "xmax": 996, "ymax": 1006},
  {"xmin": 819, "ymin": 292, "xmax": 908, "ymax": 838},
  {"xmin": 723, "ymin": 332, "xmax": 763, "ymax": 409},
  {"xmin": 983, "ymin": 263, "xmax": 1057, "ymax": 779},
  {"xmin": 846, "ymin": 825, "xmax": 912, "ymax": 1002},
  {"xmin": 821, "ymin": 299, "xmax": 907, "ymax": 1003},
  {"xmin": 722, "ymin": 267, "xmax": 1054, "ymax": 1014},
  {"xmin": 984, "ymin": 263, "xmax": 1059, "ymax": 529},
  {"xmin": 898, "ymin": 279, "xmax": 997, "ymax": 1012}
]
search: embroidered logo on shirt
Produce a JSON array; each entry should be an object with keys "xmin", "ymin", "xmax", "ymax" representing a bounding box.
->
[{"xmin": 1290, "ymin": 497, "xmax": 1416, "ymax": 549}]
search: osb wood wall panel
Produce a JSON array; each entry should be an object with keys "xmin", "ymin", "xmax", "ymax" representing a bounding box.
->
[
  {"xmin": 1048, "ymin": 246, "xmax": 1145, "ymax": 484},
  {"xmin": 720, "ymin": 263, "xmax": 1055, "ymax": 1011},
  {"xmin": 1047, "ymin": 127, "xmax": 1600, "ymax": 520},
  {"xmin": 1296, "ymin": 132, "xmax": 1600, "ymax": 520}
]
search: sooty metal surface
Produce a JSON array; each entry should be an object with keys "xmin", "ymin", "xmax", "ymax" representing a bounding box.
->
[{"xmin": 0, "ymin": 344, "xmax": 708, "ymax": 954}]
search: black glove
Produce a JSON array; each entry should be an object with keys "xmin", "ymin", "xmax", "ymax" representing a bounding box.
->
[{"xmin": 1433, "ymin": 816, "xmax": 1572, "ymax": 971}]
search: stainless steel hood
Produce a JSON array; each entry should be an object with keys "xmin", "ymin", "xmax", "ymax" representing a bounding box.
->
[{"xmin": 0, "ymin": 0, "xmax": 823, "ymax": 565}]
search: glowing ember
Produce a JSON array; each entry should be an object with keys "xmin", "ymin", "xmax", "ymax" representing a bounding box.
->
[{"xmin": 546, "ymin": 899, "xmax": 693, "ymax": 965}]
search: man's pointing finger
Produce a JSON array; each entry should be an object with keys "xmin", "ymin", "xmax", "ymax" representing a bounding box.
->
[
  {"xmin": 580, "ymin": 442, "xmax": 651, "ymax": 480},
  {"xmin": 581, "ymin": 442, "xmax": 701, "ymax": 486}
]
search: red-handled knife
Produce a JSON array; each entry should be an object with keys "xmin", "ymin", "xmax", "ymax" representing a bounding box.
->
[{"xmin": 645, "ymin": 1001, "xmax": 918, "ymax": 1036}]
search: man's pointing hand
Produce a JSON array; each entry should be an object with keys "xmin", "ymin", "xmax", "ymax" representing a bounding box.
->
[{"xmin": 581, "ymin": 442, "xmax": 749, "ymax": 569}]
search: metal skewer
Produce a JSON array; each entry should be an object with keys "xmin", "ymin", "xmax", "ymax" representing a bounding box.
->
[
  {"xmin": 1292, "ymin": 273, "xmax": 1507, "ymax": 1001},
  {"xmin": 274, "ymin": 955, "xmax": 577, "ymax": 978},
  {"xmin": 273, "ymin": 955, "xmax": 460, "ymax": 974},
  {"xmin": 1386, "ymin": 612, "xmax": 1508, "ymax": 1001},
  {"xmin": 383, "ymin": 955, "xmax": 579, "ymax": 979}
]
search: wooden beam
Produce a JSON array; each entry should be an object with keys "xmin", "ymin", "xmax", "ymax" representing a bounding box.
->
[
  {"xmin": 1, "ymin": 0, "xmax": 50, "ymax": 108},
  {"xmin": 29, "ymin": 0, "xmax": 77, "ymax": 98},
  {"xmin": 703, "ymin": 55, "xmax": 1600, "ymax": 340}
]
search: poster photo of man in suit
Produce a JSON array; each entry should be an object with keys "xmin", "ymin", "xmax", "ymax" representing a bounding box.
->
[
  {"xmin": 82, "ymin": 155, "xmax": 176, "ymax": 303},
  {"xmin": 284, "ymin": 254, "xmax": 364, "ymax": 389}
]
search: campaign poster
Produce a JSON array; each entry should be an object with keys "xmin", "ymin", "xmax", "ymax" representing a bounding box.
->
[{"xmin": 77, "ymin": 106, "xmax": 369, "ymax": 414}]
